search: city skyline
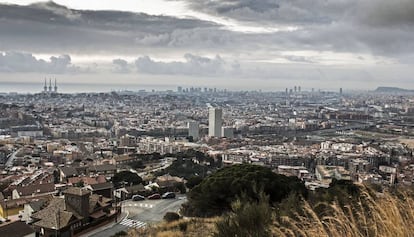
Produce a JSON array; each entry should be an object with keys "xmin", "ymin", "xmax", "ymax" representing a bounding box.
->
[{"xmin": 0, "ymin": 1, "xmax": 414, "ymax": 90}]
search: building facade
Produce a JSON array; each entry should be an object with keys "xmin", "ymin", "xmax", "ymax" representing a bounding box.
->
[{"xmin": 208, "ymin": 107, "xmax": 222, "ymax": 137}]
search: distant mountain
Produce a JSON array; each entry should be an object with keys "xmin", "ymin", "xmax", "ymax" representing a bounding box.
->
[{"xmin": 374, "ymin": 87, "xmax": 414, "ymax": 93}]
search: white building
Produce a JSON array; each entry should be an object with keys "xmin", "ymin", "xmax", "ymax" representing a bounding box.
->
[
  {"xmin": 188, "ymin": 121, "xmax": 200, "ymax": 140},
  {"xmin": 208, "ymin": 107, "xmax": 222, "ymax": 137}
]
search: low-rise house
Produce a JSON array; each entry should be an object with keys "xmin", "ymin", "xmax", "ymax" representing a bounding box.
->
[
  {"xmin": 0, "ymin": 198, "xmax": 28, "ymax": 218},
  {"xmin": 59, "ymin": 167, "xmax": 78, "ymax": 182},
  {"xmin": 88, "ymin": 164, "xmax": 117, "ymax": 178},
  {"xmin": 12, "ymin": 183, "xmax": 56, "ymax": 199},
  {"xmin": 32, "ymin": 187, "xmax": 114, "ymax": 237},
  {"xmin": 315, "ymin": 165, "xmax": 351, "ymax": 184},
  {"xmin": 0, "ymin": 221, "xmax": 36, "ymax": 237},
  {"xmin": 87, "ymin": 182, "xmax": 114, "ymax": 199},
  {"xmin": 21, "ymin": 199, "xmax": 47, "ymax": 223}
]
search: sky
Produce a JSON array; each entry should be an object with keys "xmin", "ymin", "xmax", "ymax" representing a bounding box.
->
[{"xmin": 0, "ymin": 0, "xmax": 414, "ymax": 92}]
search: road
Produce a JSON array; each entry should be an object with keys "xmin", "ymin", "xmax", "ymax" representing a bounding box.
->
[
  {"xmin": 137, "ymin": 157, "xmax": 175, "ymax": 178},
  {"xmin": 5, "ymin": 148, "xmax": 21, "ymax": 168},
  {"xmin": 85, "ymin": 195, "xmax": 186, "ymax": 237}
]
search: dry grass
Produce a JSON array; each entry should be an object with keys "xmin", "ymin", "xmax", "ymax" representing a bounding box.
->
[
  {"xmin": 274, "ymin": 187, "xmax": 414, "ymax": 237},
  {"xmin": 131, "ymin": 218, "xmax": 218, "ymax": 237}
]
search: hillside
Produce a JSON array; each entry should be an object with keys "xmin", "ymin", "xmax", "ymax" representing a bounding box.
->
[
  {"xmin": 120, "ymin": 164, "xmax": 414, "ymax": 237},
  {"xmin": 128, "ymin": 185, "xmax": 414, "ymax": 237},
  {"xmin": 374, "ymin": 87, "xmax": 414, "ymax": 93}
]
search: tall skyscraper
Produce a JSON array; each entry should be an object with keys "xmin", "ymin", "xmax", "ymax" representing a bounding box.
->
[
  {"xmin": 208, "ymin": 107, "xmax": 222, "ymax": 137},
  {"xmin": 188, "ymin": 121, "xmax": 199, "ymax": 141},
  {"xmin": 339, "ymin": 88, "xmax": 343, "ymax": 95}
]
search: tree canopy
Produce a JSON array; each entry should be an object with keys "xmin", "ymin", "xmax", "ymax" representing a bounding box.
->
[
  {"xmin": 183, "ymin": 164, "xmax": 307, "ymax": 217},
  {"xmin": 112, "ymin": 171, "xmax": 143, "ymax": 187}
]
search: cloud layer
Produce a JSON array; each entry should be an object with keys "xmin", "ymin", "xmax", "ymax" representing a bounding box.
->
[
  {"xmin": 134, "ymin": 54, "xmax": 239, "ymax": 76},
  {"xmin": 0, "ymin": 1, "xmax": 413, "ymax": 87},
  {"xmin": 0, "ymin": 51, "xmax": 80, "ymax": 73}
]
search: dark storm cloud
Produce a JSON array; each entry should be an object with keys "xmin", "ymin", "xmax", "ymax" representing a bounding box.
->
[
  {"xmin": 134, "ymin": 54, "xmax": 237, "ymax": 76},
  {"xmin": 182, "ymin": 0, "xmax": 354, "ymax": 25},
  {"xmin": 1, "ymin": 0, "xmax": 414, "ymax": 68},
  {"xmin": 176, "ymin": 0, "xmax": 414, "ymax": 57},
  {"xmin": 0, "ymin": 1, "xmax": 217, "ymax": 53},
  {"xmin": 0, "ymin": 51, "xmax": 82, "ymax": 73}
]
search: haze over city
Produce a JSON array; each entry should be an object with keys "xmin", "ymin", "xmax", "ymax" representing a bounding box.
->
[{"xmin": 1, "ymin": 0, "xmax": 414, "ymax": 92}]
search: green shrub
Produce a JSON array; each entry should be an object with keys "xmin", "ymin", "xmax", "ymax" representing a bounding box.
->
[{"xmin": 164, "ymin": 212, "xmax": 180, "ymax": 222}]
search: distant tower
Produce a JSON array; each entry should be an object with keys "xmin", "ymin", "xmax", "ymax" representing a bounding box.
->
[
  {"xmin": 339, "ymin": 88, "xmax": 343, "ymax": 95},
  {"xmin": 208, "ymin": 107, "xmax": 222, "ymax": 137},
  {"xmin": 54, "ymin": 79, "xmax": 58, "ymax": 93},
  {"xmin": 294, "ymin": 86, "xmax": 297, "ymax": 93},
  {"xmin": 48, "ymin": 79, "xmax": 52, "ymax": 92},
  {"xmin": 285, "ymin": 88, "xmax": 288, "ymax": 95},
  {"xmin": 43, "ymin": 79, "xmax": 47, "ymax": 93},
  {"xmin": 298, "ymin": 86, "xmax": 301, "ymax": 92}
]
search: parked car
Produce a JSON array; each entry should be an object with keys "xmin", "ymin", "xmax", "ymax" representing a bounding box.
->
[
  {"xmin": 162, "ymin": 192, "xmax": 176, "ymax": 199},
  {"xmin": 148, "ymin": 193, "xmax": 161, "ymax": 200},
  {"xmin": 132, "ymin": 194, "xmax": 145, "ymax": 201}
]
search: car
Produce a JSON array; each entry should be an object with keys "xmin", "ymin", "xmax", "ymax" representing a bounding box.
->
[
  {"xmin": 148, "ymin": 193, "xmax": 161, "ymax": 200},
  {"xmin": 132, "ymin": 194, "xmax": 145, "ymax": 201},
  {"xmin": 161, "ymin": 192, "xmax": 176, "ymax": 199}
]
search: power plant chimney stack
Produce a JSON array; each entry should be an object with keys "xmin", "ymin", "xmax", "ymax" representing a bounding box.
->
[{"xmin": 43, "ymin": 78, "xmax": 47, "ymax": 93}]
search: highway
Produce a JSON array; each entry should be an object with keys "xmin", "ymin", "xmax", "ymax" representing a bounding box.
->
[{"xmin": 85, "ymin": 195, "xmax": 187, "ymax": 237}]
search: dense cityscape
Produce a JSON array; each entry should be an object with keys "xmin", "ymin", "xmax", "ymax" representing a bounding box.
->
[{"xmin": 0, "ymin": 82, "xmax": 413, "ymax": 236}]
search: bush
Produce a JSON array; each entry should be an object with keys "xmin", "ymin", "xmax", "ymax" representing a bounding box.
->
[
  {"xmin": 164, "ymin": 212, "xmax": 180, "ymax": 222},
  {"xmin": 186, "ymin": 176, "xmax": 203, "ymax": 189},
  {"xmin": 178, "ymin": 222, "xmax": 188, "ymax": 232},
  {"xmin": 112, "ymin": 171, "xmax": 143, "ymax": 187},
  {"xmin": 214, "ymin": 192, "xmax": 272, "ymax": 237}
]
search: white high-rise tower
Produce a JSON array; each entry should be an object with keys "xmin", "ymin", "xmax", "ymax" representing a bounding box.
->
[{"xmin": 208, "ymin": 107, "xmax": 222, "ymax": 137}]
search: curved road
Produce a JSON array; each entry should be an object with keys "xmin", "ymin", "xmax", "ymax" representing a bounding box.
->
[{"xmin": 85, "ymin": 195, "xmax": 186, "ymax": 237}]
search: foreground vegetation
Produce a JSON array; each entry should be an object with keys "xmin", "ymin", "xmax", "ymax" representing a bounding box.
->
[
  {"xmin": 133, "ymin": 185, "xmax": 414, "ymax": 237},
  {"xmin": 125, "ymin": 164, "xmax": 414, "ymax": 236}
]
